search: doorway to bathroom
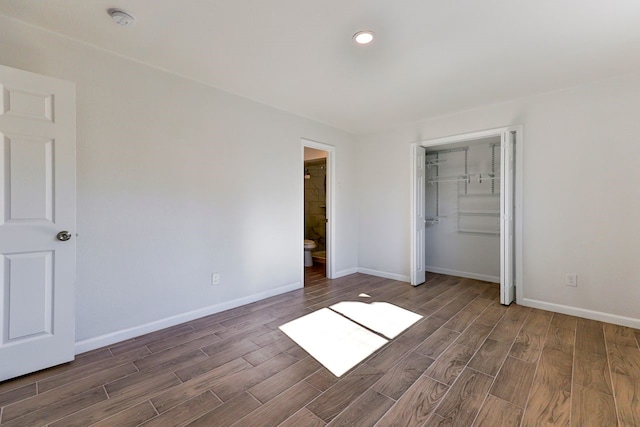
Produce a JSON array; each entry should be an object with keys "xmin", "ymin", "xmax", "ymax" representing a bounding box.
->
[{"xmin": 301, "ymin": 139, "xmax": 334, "ymax": 286}]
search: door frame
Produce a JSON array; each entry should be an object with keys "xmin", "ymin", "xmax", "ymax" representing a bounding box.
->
[
  {"xmin": 301, "ymin": 139, "xmax": 335, "ymax": 282},
  {"xmin": 410, "ymin": 126, "xmax": 524, "ymax": 304}
]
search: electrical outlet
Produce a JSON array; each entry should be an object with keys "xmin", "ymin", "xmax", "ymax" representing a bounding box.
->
[
  {"xmin": 211, "ymin": 273, "xmax": 221, "ymax": 285},
  {"xmin": 565, "ymin": 273, "xmax": 577, "ymax": 287}
]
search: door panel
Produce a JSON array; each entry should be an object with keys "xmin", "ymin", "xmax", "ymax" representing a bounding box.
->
[
  {"xmin": 6, "ymin": 251, "xmax": 53, "ymax": 340},
  {"xmin": 411, "ymin": 145, "xmax": 426, "ymax": 286},
  {"xmin": 6, "ymin": 135, "xmax": 55, "ymax": 221},
  {"xmin": 2, "ymin": 87, "xmax": 54, "ymax": 122},
  {"xmin": 0, "ymin": 64, "xmax": 76, "ymax": 381},
  {"xmin": 500, "ymin": 131, "xmax": 515, "ymax": 305}
]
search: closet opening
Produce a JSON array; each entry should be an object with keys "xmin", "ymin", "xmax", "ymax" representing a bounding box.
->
[
  {"xmin": 425, "ymin": 137, "xmax": 501, "ymax": 283},
  {"xmin": 410, "ymin": 127, "xmax": 523, "ymax": 305}
]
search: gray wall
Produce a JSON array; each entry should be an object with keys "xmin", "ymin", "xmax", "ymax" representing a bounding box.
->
[
  {"xmin": 357, "ymin": 73, "xmax": 640, "ymax": 327},
  {"xmin": 0, "ymin": 15, "xmax": 359, "ymax": 347}
]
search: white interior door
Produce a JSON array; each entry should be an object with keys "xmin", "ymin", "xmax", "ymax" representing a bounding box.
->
[
  {"xmin": 0, "ymin": 65, "xmax": 76, "ymax": 381},
  {"xmin": 500, "ymin": 130, "xmax": 515, "ymax": 304},
  {"xmin": 411, "ymin": 145, "xmax": 426, "ymax": 286}
]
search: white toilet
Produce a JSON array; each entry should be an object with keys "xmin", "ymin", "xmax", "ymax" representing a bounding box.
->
[{"xmin": 304, "ymin": 239, "xmax": 316, "ymax": 267}]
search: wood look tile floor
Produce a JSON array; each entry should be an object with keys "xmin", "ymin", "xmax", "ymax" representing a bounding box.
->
[{"xmin": 1, "ymin": 271, "xmax": 639, "ymax": 426}]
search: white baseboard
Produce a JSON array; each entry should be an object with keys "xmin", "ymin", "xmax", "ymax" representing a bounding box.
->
[
  {"xmin": 358, "ymin": 268, "xmax": 410, "ymax": 283},
  {"xmin": 75, "ymin": 281, "xmax": 302, "ymax": 355},
  {"xmin": 332, "ymin": 267, "xmax": 359, "ymax": 279},
  {"xmin": 521, "ymin": 298, "xmax": 640, "ymax": 330},
  {"xmin": 425, "ymin": 266, "xmax": 500, "ymax": 284}
]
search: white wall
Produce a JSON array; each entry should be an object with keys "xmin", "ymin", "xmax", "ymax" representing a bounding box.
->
[
  {"xmin": 0, "ymin": 15, "xmax": 358, "ymax": 347},
  {"xmin": 358, "ymin": 73, "xmax": 640, "ymax": 326}
]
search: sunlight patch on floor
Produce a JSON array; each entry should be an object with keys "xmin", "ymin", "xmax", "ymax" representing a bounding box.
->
[
  {"xmin": 330, "ymin": 301, "xmax": 423, "ymax": 339},
  {"xmin": 279, "ymin": 302, "xmax": 423, "ymax": 377},
  {"xmin": 279, "ymin": 308, "xmax": 388, "ymax": 377}
]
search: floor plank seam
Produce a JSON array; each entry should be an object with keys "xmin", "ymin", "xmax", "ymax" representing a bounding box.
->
[
  {"xmin": 277, "ymin": 409, "xmax": 301, "ymax": 427},
  {"xmin": 2, "ymin": 275, "xmax": 639, "ymax": 426},
  {"xmin": 196, "ymin": 348, "xmax": 208, "ymax": 361},
  {"xmin": 302, "ymin": 369, "xmax": 325, "ymax": 393},
  {"xmin": 208, "ymin": 388, "xmax": 222, "ymax": 405},
  {"xmin": 148, "ymin": 398, "xmax": 160, "ymax": 417},
  {"xmin": 399, "ymin": 298, "xmax": 501, "ymax": 425},
  {"xmin": 375, "ymin": 389, "xmax": 398, "ymax": 403},
  {"xmin": 368, "ymin": 295, "xmax": 499, "ymax": 426},
  {"xmin": 568, "ymin": 317, "xmax": 577, "ymax": 427},
  {"xmin": 517, "ymin": 309, "xmax": 555, "ymax": 427},
  {"xmin": 452, "ymin": 302, "xmax": 530, "ymax": 426},
  {"xmin": 303, "ymin": 379, "xmax": 323, "ymax": 394},
  {"xmin": 469, "ymin": 365, "xmax": 501, "ymax": 427},
  {"xmin": 603, "ymin": 325, "xmax": 623, "ymax": 427},
  {"xmin": 229, "ymin": 393, "xmax": 270, "ymax": 427},
  {"xmin": 102, "ymin": 384, "xmax": 110, "ymax": 400},
  {"xmin": 245, "ymin": 390, "xmax": 262, "ymax": 405}
]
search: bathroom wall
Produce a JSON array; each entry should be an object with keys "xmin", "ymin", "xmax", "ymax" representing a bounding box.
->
[{"xmin": 304, "ymin": 160, "xmax": 327, "ymax": 253}]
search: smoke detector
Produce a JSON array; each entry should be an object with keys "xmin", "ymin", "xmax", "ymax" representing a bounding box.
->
[{"xmin": 108, "ymin": 9, "xmax": 136, "ymax": 27}]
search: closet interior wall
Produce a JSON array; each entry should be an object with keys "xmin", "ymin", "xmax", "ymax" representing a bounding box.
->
[{"xmin": 424, "ymin": 138, "xmax": 501, "ymax": 282}]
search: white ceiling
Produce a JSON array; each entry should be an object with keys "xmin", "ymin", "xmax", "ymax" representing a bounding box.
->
[{"xmin": 1, "ymin": 1, "xmax": 640, "ymax": 135}]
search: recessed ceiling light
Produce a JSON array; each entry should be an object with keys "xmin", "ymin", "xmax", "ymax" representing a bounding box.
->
[
  {"xmin": 108, "ymin": 8, "xmax": 136, "ymax": 27},
  {"xmin": 353, "ymin": 30, "xmax": 375, "ymax": 45}
]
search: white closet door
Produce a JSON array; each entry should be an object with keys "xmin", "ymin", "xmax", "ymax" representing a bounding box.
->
[
  {"xmin": 0, "ymin": 65, "xmax": 76, "ymax": 381},
  {"xmin": 500, "ymin": 130, "xmax": 515, "ymax": 304},
  {"xmin": 411, "ymin": 145, "xmax": 426, "ymax": 286}
]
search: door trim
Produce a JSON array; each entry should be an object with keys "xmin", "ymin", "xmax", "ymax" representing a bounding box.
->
[
  {"xmin": 301, "ymin": 139, "xmax": 335, "ymax": 282},
  {"xmin": 410, "ymin": 126, "xmax": 524, "ymax": 304}
]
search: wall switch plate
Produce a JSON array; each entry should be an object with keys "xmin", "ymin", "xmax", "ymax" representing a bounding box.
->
[
  {"xmin": 565, "ymin": 273, "xmax": 577, "ymax": 287},
  {"xmin": 212, "ymin": 273, "xmax": 221, "ymax": 285}
]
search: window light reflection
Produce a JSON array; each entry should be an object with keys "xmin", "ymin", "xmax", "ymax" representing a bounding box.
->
[{"xmin": 279, "ymin": 302, "xmax": 422, "ymax": 377}]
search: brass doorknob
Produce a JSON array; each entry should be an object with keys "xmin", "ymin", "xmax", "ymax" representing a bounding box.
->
[{"xmin": 57, "ymin": 231, "xmax": 72, "ymax": 241}]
